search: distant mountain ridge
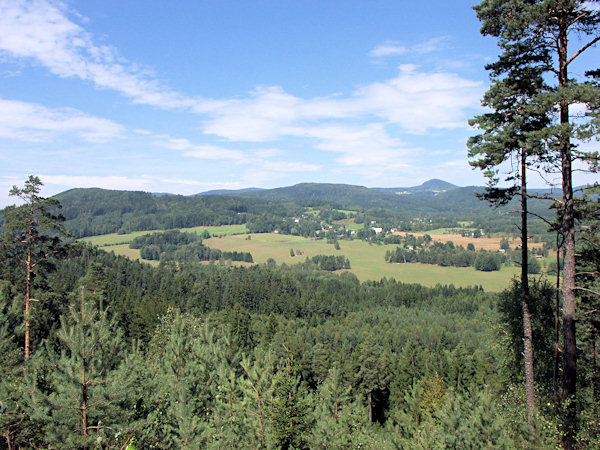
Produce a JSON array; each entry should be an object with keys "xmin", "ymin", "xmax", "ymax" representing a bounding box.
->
[
  {"xmin": 375, "ymin": 179, "xmax": 458, "ymax": 195},
  {"xmin": 196, "ymin": 179, "xmax": 459, "ymax": 199},
  {"xmin": 28, "ymin": 179, "xmax": 559, "ymax": 238},
  {"xmin": 197, "ymin": 187, "xmax": 264, "ymax": 196}
]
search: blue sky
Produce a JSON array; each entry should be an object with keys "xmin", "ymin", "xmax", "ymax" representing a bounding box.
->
[{"xmin": 0, "ymin": 0, "xmax": 597, "ymax": 207}]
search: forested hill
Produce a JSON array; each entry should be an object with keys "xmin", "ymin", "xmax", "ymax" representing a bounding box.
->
[
  {"xmin": 34, "ymin": 180, "xmax": 556, "ymax": 238},
  {"xmin": 375, "ymin": 178, "xmax": 458, "ymax": 195},
  {"xmin": 198, "ymin": 180, "xmax": 554, "ymax": 218},
  {"xmin": 53, "ymin": 188, "xmax": 303, "ymax": 238}
]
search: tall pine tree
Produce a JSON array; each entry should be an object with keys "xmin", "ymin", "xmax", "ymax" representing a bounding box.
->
[
  {"xmin": 472, "ymin": 2, "xmax": 600, "ymax": 446},
  {"xmin": 1, "ymin": 176, "xmax": 66, "ymax": 359}
]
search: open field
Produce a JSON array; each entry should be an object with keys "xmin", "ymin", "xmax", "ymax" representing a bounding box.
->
[
  {"xmin": 205, "ymin": 233, "xmax": 524, "ymax": 292},
  {"xmin": 80, "ymin": 224, "xmax": 248, "ymax": 247},
  {"xmin": 401, "ymin": 232, "xmax": 545, "ymax": 252},
  {"xmin": 100, "ymin": 244, "xmax": 160, "ymax": 267},
  {"xmin": 85, "ymin": 226, "xmax": 546, "ymax": 291}
]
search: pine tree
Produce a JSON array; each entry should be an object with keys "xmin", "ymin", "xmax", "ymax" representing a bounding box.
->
[
  {"xmin": 27, "ymin": 283, "xmax": 140, "ymax": 448},
  {"xmin": 268, "ymin": 352, "xmax": 312, "ymax": 449},
  {"xmin": 1, "ymin": 176, "xmax": 67, "ymax": 359},
  {"xmin": 309, "ymin": 364, "xmax": 372, "ymax": 448},
  {"xmin": 141, "ymin": 310, "xmax": 213, "ymax": 448},
  {"xmin": 238, "ymin": 349, "xmax": 276, "ymax": 448},
  {"xmin": 0, "ymin": 280, "xmax": 43, "ymax": 448},
  {"xmin": 472, "ymin": 2, "xmax": 600, "ymax": 445},
  {"xmin": 468, "ymin": 26, "xmax": 551, "ymax": 426},
  {"xmin": 352, "ymin": 333, "xmax": 392, "ymax": 424},
  {"xmin": 574, "ymin": 184, "xmax": 600, "ymax": 444}
]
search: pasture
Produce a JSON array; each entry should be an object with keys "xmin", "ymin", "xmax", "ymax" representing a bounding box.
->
[
  {"xmin": 85, "ymin": 225, "xmax": 528, "ymax": 292},
  {"xmin": 81, "ymin": 224, "xmax": 248, "ymax": 247},
  {"xmin": 205, "ymin": 233, "xmax": 522, "ymax": 292}
]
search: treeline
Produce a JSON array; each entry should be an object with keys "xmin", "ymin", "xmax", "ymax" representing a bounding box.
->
[
  {"xmin": 385, "ymin": 242, "xmax": 505, "ymax": 271},
  {"xmin": 246, "ymin": 214, "xmax": 322, "ymax": 236},
  {"xmin": 130, "ymin": 230, "xmax": 253, "ymax": 263},
  {"xmin": 46, "ymin": 186, "xmax": 556, "ymax": 241},
  {"xmin": 308, "ymin": 254, "xmax": 351, "ymax": 271}
]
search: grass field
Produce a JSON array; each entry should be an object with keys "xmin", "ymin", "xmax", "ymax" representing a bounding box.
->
[
  {"xmin": 81, "ymin": 224, "xmax": 248, "ymax": 247},
  {"xmin": 86, "ymin": 225, "xmax": 529, "ymax": 292},
  {"xmin": 205, "ymin": 233, "xmax": 522, "ymax": 291},
  {"xmin": 100, "ymin": 244, "xmax": 160, "ymax": 267}
]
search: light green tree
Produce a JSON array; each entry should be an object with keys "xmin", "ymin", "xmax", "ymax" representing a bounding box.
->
[
  {"xmin": 27, "ymin": 282, "xmax": 140, "ymax": 448},
  {"xmin": 141, "ymin": 310, "xmax": 214, "ymax": 448},
  {"xmin": 268, "ymin": 352, "xmax": 313, "ymax": 449},
  {"xmin": 238, "ymin": 349, "xmax": 276, "ymax": 448}
]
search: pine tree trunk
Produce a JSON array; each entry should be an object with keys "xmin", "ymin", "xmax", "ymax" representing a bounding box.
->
[
  {"xmin": 592, "ymin": 328, "xmax": 598, "ymax": 429},
  {"xmin": 24, "ymin": 246, "xmax": 31, "ymax": 360},
  {"xmin": 558, "ymin": 22, "xmax": 577, "ymax": 450},
  {"xmin": 3, "ymin": 429, "xmax": 13, "ymax": 450},
  {"xmin": 521, "ymin": 154, "xmax": 536, "ymax": 429},
  {"xmin": 554, "ymin": 234, "xmax": 561, "ymax": 405},
  {"xmin": 81, "ymin": 287, "xmax": 89, "ymax": 446},
  {"xmin": 368, "ymin": 391, "xmax": 372, "ymax": 423}
]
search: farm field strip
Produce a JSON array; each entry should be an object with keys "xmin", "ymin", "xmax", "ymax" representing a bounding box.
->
[
  {"xmin": 80, "ymin": 224, "xmax": 248, "ymax": 247},
  {"xmin": 402, "ymin": 232, "xmax": 544, "ymax": 251}
]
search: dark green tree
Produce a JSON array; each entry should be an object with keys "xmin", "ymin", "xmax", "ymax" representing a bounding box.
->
[
  {"xmin": 472, "ymin": 2, "xmax": 600, "ymax": 446},
  {"xmin": 0, "ymin": 280, "xmax": 43, "ymax": 448},
  {"xmin": 573, "ymin": 184, "xmax": 600, "ymax": 443},
  {"xmin": 1, "ymin": 176, "xmax": 66, "ymax": 359},
  {"xmin": 352, "ymin": 333, "xmax": 391, "ymax": 424},
  {"xmin": 468, "ymin": 27, "xmax": 550, "ymax": 425}
]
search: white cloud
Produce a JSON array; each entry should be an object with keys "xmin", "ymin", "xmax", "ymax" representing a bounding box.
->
[
  {"xmin": 155, "ymin": 138, "xmax": 246, "ymax": 161},
  {"xmin": 355, "ymin": 66, "xmax": 484, "ymax": 131},
  {"xmin": 0, "ymin": 0, "xmax": 193, "ymax": 109},
  {"xmin": 414, "ymin": 36, "xmax": 451, "ymax": 54},
  {"xmin": 201, "ymin": 86, "xmax": 301, "ymax": 141},
  {"xmin": 259, "ymin": 160, "xmax": 321, "ymax": 172},
  {"xmin": 0, "ymin": 98, "xmax": 124, "ymax": 142},
  {"xmin": 369, "ymin": 37, "xmax": 450, "ymax": 58},
  {"xmin": 151, "ymin": 133, "xmax": 320, "ymax": 175},
  {"xmin": 369, "ymin": 41, "xmax": 407, "ymax": 57},
  {"xmin": 196, "ymin": 66, "xmax": 483, "ymax": 144}
]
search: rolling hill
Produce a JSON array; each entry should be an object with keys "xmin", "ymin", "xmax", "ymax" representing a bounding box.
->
[{"xmin": 0, "ymin": 179, "xmax": 556, "ymax": 238}]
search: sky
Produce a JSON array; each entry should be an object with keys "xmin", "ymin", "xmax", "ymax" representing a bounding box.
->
[{"xmin": 0, "ymin": 0, "xmax": 598, "ymax": 207}]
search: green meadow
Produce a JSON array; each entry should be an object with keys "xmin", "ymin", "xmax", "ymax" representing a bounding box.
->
[
  {"xmin": 85, "ymin": 225, "xmax": 522, "ymax": 292},
  {"xmin": 81, "ymin": 224, "xmax": 248, "ymax": 247},
  {"xmin": 205, "ymin": 233, "xmax": 521, "ymax": 292}
]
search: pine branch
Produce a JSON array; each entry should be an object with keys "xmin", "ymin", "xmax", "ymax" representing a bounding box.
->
[
  {"xmin": 566, "ymin": 35, "xmax": 600, "ymax": 67},
  {"xmin": 573, "ymin": 286, "xmax": 600, "ymax": 296}
]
